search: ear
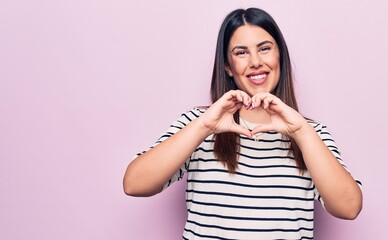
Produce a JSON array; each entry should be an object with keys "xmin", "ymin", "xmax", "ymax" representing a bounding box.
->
[{"xmin": 224, "ymin": 63, "xmax": 233, "ymax": 77}]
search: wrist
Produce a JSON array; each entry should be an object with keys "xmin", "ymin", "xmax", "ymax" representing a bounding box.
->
[
  {"xmin": 289, "ymin": 122, "xmax": 316, "ymax": 144},
  {"xmin": 191, "ymin": 118, "xmax": 215, "ymax": 137}
]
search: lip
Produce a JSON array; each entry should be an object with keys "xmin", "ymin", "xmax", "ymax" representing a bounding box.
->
[{"xmin": 246, "ymin": 71, "xmax": 269, "ymax": 85}]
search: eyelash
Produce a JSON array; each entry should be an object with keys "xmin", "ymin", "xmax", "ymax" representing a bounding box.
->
[
  {"xmin": 234, "ymin": 46, "xmax": 272, "ymax": 56},
  {"xmin": 259, "ymin": 46, "xmax": 271, "ymax": 52},
  {"xmin": 236, "ymin": 50, "xmax": 248, "ymax": 56}
]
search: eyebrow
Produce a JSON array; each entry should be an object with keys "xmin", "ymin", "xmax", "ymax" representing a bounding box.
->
[{"xmin": 231, "ymin": 40, "xmax": 274, "ymax": 52}]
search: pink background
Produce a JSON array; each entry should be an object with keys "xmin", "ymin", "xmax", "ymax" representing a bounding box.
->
[{"xmin": 1, "ymin": 0, "xmax": 386, "ymax": 239}]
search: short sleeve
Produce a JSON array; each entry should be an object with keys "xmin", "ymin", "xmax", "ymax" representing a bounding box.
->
[
  {"xmin": 133, "ymin": 108, "xmax": 206, "ymax": 191},
  {"xmin": 310, "ymin": 122, "xmax": 363, "ymax": 207}
]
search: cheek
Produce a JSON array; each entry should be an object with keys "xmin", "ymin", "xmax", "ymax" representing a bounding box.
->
[
  {"xmin": 265, "ymin": 53, "xmax": 280, "ymax": 68},
  {"xmin": 231, "ymin": 59, "xmax": 248, "ymax": 74}
]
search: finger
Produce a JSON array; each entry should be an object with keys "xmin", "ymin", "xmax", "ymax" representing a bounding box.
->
[
  {"xmin": 251, "ymin": 92, "xmax": 271, "ymax": 109},
  {"xmin": 263, "ymin": 96, "xmax": 275, "ymax": 109},
  {"xmin": 239, "ymin": 91, "xmax": 252, "ymax": 108},
  {"xmin": 231, "ymin": 90, "xmax": 251, "ymax": 108},
  {"xmin": 233, "ymin": 102, "xmax": 243, "ymax": 112},
  {"xmin": 264, "ymin": 96, "xmax": 286, "ymax": 114},
  {"xmin": 228, "ymin": 90, "xmax": 245, "ymax": 105},
  {"xmin": 225, "ymin": 90, "xmax": 240, "ymax": 101},
  {"xmin": 254, "ymin": 93, "xmax": 281, "ymax": 111},
  {"xmin": 250, "ymin": 95, "xmax": 260, "ymax": 110},
  {"xmin": 242, "ymin": 93, "xmax": 252, "ymax": 108}
]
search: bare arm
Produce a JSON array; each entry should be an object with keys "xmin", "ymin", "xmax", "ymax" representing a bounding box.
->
[
  {"xmin": 292, "ymin": 123, "xmax": 362, "ymax": 219},
  {"xmin": 123, "ymin": 90, "xmax": 253, "ymax": 197},
  {"xmin": 250, "ymin": 92, "xmax": 362, "ymax": 220},
  {"xmin": 123, "ymin": 118, "xmax": 212, "ymax": 196}
]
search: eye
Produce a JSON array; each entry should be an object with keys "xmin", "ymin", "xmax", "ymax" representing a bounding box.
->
[
  {"xmin": 259, "ymin": 45, "xmax": 272, "ymax": 53},
  {"xmin": 235, "ymin": 50, "xmax": 248, "ymax": 56}
]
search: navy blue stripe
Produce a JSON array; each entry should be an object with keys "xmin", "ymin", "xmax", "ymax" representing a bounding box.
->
[
  {"xmin": 326, "ymin": 144, "xmax": 338, "ymax": 150},
  {"xmin": 187, "ymin": 179, "xmax": 314, "ymax": 191},
  {"xmin": 197, "ymin": 108, "xmax": 206, "ymax": 113},
  {"xmin": 311, "ymin": 123, "xmax": 320, "ymax": 128},
  {"xmin": 320, "ymin": 132, "xmax": 331, "ymax": 136},
  {"xmin": 186, "ymin": 189, "xmax": 314, "ymax": 201},
  {"xmin": 186, "ymin": 199, "xmax": 314, "ymax": 212},
  {"xmin": 321, "ymin": 138, "xmax": 335, "ymax": 142},
  {"xmin": 187, "ymin": 169, "xmax": 311, "ymax": 181},
  {"xmin": 241, "ymin": 135, "xmax": 290, "ymax": 142},
  {"xmin": 197, "ymin": 142, "xmax": 291, "ymax": 152},
  {"xmin": 158, "ymin": 132, "xmax": 174, "ymax": 138},
  {"xmin": 239, "ymin": 131, "xmax": 279, "ymax": 135},
  {"xmin": 240, "ymin": 144, "xmax": 290, "ymax": 151},
  {"xmin": 239, "ymin": 152, "xmax": 295, "ymax": 160},
  {"xmin": 189, "ymin": 158, "xmax": 298, "ymax": 169},
  {"xmin": 189, "ymin": 110, "xmax": 200, "ymax": 118},
  {"xmin": 181, "ymin": 113, "xmax": 193, "ymax": 122},
  {"xmin": 188, "ymin": 209, "xmax": 313, "ymax": 222},
  {"xmin": 186, "ymin": 219, "xmax": 314, "ymax": 232},
  {"xmin": 194, "ymin": 147, "xmax": 215, "ymax": 153},
  {"xmin": 193, "ymin": 147, "xmax": 295, "ymax": 160},
  {"xmin": 328, "ymin": 149, "xmax": 340, "ymax": 155},
  {"xmin": 335, "ymin": 157, "xmax": 343, "ymax": 162},
  {"xmin": 170, "ymin": 124, "xmax": 183, "ymax": 130},
  {"xmin": 176, "ymin": 119, "xmax": 187, "ymax": 126}
]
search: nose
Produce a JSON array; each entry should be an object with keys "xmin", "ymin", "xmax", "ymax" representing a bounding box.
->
[{"xmin": 249, "ymin": 52, "xmax": 262, "ymax": 68}]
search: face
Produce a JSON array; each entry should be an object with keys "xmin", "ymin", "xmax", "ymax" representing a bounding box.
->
[{"xmin": 225, "ymin": 24, "xmax": 280, "ymax": 96}]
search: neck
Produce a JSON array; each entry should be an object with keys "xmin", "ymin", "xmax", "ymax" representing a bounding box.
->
[{"xmin": 239, "ymin": 107, "xmax": 271, "ymax": 124}]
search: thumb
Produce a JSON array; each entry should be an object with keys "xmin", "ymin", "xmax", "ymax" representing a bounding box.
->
[
  {"xmin": 251, "ymin": 124, "xmax": 274, "ymax": 135},
  {"xmin": 230, "ymin": 123, "xmax": 252, "ymax": 138}
]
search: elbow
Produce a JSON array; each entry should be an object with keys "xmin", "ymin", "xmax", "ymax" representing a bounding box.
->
[
  {"xmin": 342, "ymin": 198, "xmax": 363, "ymax": 220},
  {"xmin": 123, "ymin": 179, "xmax": 144, "ymax": 197},
  {"xmin": 123, "ymin": 182, "xmax": 137, "ymax": 196},
  {"xmin": 329, "ymin": 192, "xmax": 363, "ymax": 220},
  {"xmin": 339, "ymin": 206, "xmax": 362, "ymax": 220},
  {"xmin": 123, "ymin": 171, "xmax": 137, "ymax": 196},
  {"xmin": 123, "ymin": 162, "xmax": 164, "ymax": 197},
  {"xmin": 343, "ymin": 187, "xmax": 363, "ymax": 220},
  {"xmin": 123, "ymin": 178, "xmax": 162, "ymax": 197}
]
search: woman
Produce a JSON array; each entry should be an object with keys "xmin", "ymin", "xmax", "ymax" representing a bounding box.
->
[{"xmin": 123, "ymin": 8, "xmax": 362, "ymax": 239}]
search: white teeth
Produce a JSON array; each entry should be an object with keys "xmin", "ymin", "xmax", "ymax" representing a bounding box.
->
[{"xmin": 249, "ymin": 74, "xmax": 266, "ymax": 80}]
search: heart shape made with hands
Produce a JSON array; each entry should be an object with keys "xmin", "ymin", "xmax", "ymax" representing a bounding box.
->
[
  {"xmin": 231, "ymin": 92, "xmax": 305, "ymax": 138},
  {"xmin": 207, "ymin": 90, "xmax": 306, "ymax": 139}
]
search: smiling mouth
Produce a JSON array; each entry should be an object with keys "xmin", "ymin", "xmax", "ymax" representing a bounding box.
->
[{"xmin": 248, "ymin": 73, "xmax": 267, "ymax": 80}]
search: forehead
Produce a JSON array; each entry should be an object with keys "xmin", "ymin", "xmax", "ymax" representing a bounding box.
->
[{"xmin": 229, "ymin": 24, "xmax": 276, "ymax": 47}]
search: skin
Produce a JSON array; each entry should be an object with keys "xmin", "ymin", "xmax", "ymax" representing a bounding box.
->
[
  {"xmin": 225, "ymin": 24, "xmax": 280, "ymax": 97},
  {"xmin": 123, "ymin": 24, "xmax": 362, "ymax": 220}
]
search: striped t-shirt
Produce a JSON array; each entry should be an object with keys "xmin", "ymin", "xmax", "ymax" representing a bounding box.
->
[{"xmin": 140, "ymin": 108, "xmax": 361, "ymax": 240}]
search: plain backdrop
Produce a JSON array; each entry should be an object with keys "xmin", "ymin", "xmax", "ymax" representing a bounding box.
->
[{"xmin": 1, "ymin": 0, "xmax": 387, "ymax": 239}]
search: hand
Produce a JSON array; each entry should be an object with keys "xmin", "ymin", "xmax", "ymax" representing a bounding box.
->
[
  {"xmin": 249, "ymin": 92, "xmax": 308, "ymax": 137},
  {"xmin": 199, "ymin": 90, "xmax": 253, "ymax": 138}
]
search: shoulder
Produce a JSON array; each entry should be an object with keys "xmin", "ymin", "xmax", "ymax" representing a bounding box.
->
[
  {"xmin": 174, "ymin": 107, "xmax": 207, "ymax": 125},
  {"xmin": 307, "ymin": 119, "xmax": 329, "ymax": 134},
  {"xmin": 307, "ymin": 119, "xmax": 330, "ymax": 138},
  {"xmin": 179, "ymin": 107, "xmax": 207, "ymax": 120}
]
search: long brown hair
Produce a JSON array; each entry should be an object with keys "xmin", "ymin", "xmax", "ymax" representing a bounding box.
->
[{"xmin": 210, "ymin": 8, "xmax": 306, "ymax": 173}]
